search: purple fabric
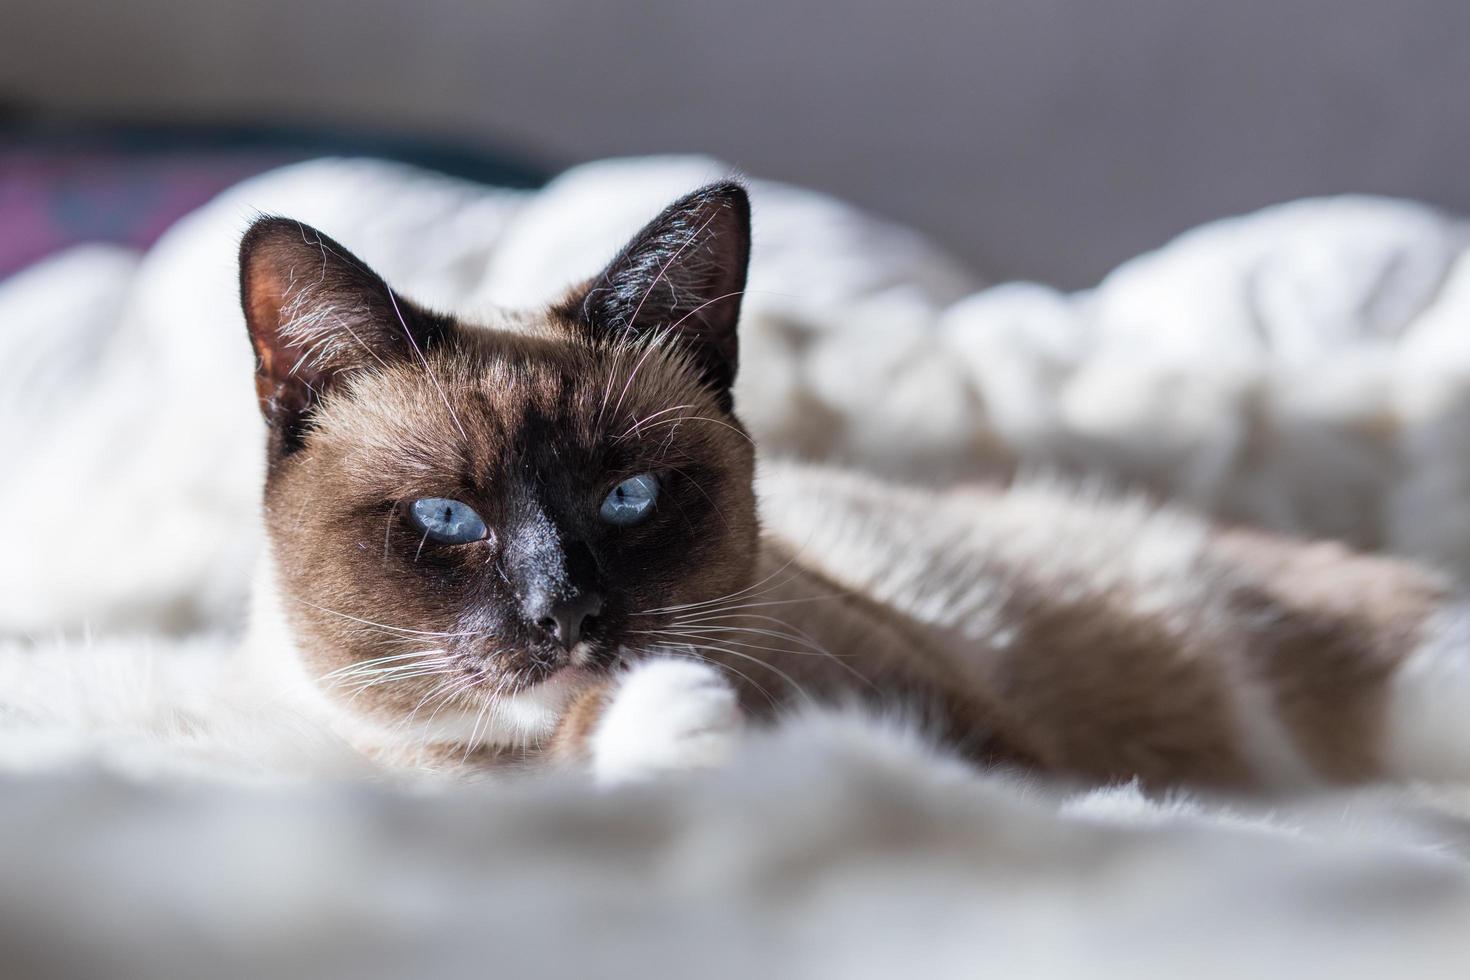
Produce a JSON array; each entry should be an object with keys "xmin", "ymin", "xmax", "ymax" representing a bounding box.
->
[{"xmin": 0, "ymin": 147, "xmax": 293, "ymax": 278}]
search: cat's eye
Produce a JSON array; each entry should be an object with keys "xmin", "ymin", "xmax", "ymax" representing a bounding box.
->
[
  {"xmin": 600, "ymin": 473, "xmax": 659, "ymax": 527},
  {"xmin": 407, "ymin": 497, "xmax": 488, "ymax": 544}
]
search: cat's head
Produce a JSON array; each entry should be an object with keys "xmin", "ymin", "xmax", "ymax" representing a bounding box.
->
[{"xmin": 240, "ymin": 183, "xmax": 757, "ymax": 742}]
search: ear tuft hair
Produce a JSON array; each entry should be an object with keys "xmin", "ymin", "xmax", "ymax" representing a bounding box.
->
[
  {"xmin": 569, "ymin": 182, "xmax": 751, "ymax": 411},
  {"xmin": 239, "ymin": 217, "xmax": 450, "ymax": 454}
]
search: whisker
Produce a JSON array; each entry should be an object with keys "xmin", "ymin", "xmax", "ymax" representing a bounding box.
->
[
  {"xmin": 595, "ymin": 341, "xmax": 632, "ymax": 432},
  {"xmin": 644, "ymin": 623, "xmax": 875, "ymax": 691},
  {"xmin": 608, "ymin": 323, "xmax": 679, "ymax": 426},
  {"xmin": 335, "ymin": 661, "xmax": 453, "ymax": 688},
  {"xmin": 671, "ymin": 593, "xmax": 851, "ymax": 618},
  {"xmin": 679, "ymin": 641, "xmax": 813, "ymax": 704},
  {"xmin": 635, "ymin": 549, "xmax": 813, "ymax": 616},
  {"xmin": 317, "ymin": 648, "xmax": 450, "ymax": 681},
  {"xmin": 385, "ymin": 288, "xmax": 469, "ymax": 444},
  {"xmin": 658, "ymin": 643, "xmax": 780, "ymax": 713},
  {"xmin": 637, "ymin": 625, "xmax": 832, "ymax": 658},
  {"xmin": 393, "ymin": 680, "xmax": 459, "ymax": 737},
  {"xmin": 340, "ymin": 666, "xmax": 456, "ymax": 704},
  {"xmin": 615, "ymin": 402, "xmax": 696, "ymax": 443},
  {"xmin": 411, "ymin": 669, "xmax": 514, "ymax": 761},
  {"xmin": 629, "ymin": 413, "xmax": 756, "ymax": 448},
  {"xmin": 626, "ymin": 210, "xmax": 719, "ymax": 332},
  {"xmin": 663, "ymin": 463, "xmax": 733, "ymax": 532},
  {"xmin": 290, "ymin": 598, "xmax": 479, "ymax": 638},
  {"xmin": 342, "ymin": 659, "xmax": 454, "ymax": 682},
  {"xmin": 397, "ymin": 675, "xmax": 482, "ymax": 750},
  {"xmin": 638, "ymin": 636, "xmax": 812, "ymax": 705},
  {"xmin": 664, "ymin": 288, "xmax": 747, "ymax": 332},
  {"xmin": 671, "ymin": 612, "xmax": 845, "ymax": 651}
]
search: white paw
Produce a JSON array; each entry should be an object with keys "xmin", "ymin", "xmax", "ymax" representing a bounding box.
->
[{"xmin": 591, "ymin": 659, "xmax": 744, "ymax": 785}]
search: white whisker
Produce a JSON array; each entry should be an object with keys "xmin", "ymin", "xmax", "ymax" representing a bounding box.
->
[
  {"xmin": 385, "ymin": 288, "xmax": 469, "ymax": 444},
  {"xmin": 291, "ymin": 598, "xmax": 479, "ymax": 638}
]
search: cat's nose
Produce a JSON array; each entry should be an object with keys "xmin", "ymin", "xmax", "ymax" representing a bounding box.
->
[{"xmin": 532, "ymin": 592, "xmax": 603, "ymax": 651}]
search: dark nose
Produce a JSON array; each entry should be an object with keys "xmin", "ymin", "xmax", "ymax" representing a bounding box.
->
[{"xmin": 533, "ymin": 592, "xmax": 603, "ymax": 650}]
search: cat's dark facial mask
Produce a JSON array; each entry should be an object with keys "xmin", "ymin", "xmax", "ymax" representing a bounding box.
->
[{"xmin": 239, "ymin": 184, "xmax": 756, "ymax": 726}]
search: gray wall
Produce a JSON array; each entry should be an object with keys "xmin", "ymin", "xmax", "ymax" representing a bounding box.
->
[{"xmin": 5, "ymin": 0, "xmax": 1469, "ymax": 286}]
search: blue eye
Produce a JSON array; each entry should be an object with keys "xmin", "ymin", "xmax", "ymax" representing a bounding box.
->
[
  {"xmin": 600, "ymin": 473, "xmax": 659, "ymax": 526},
  {"xmin": 407, "ymin": 497, "xmax": 488, "ymax": 544}
]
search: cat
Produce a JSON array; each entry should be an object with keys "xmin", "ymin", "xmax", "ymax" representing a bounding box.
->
[{"xmin": 240, "ymin": 182, "xmax": 1470, "ymax": 789}]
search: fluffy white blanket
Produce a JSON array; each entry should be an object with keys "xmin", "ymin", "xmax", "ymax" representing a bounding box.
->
[{"xmin": 5, "ymin": 157, "xmax": 1470, "ymax": 976}]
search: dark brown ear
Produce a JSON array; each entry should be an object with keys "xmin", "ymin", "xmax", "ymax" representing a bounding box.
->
[
  {"xmin": 567, "ymin": 182, "xmax": 750, "ymax": 411},
  {"xmin": 239, "ymin": 217, "xmax": 452, "ymax": 454}
]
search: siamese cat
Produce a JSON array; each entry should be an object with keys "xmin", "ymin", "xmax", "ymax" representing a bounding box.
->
[{"xmin": 241, "ymin": 183, "xmax": 1470, "ymax": 789}]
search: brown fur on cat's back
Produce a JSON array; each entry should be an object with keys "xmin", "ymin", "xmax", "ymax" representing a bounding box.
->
[
  {"xmin": 751, "ymin": 466, "xmax": 1456, "ymax": 790},
  {"xmin": 1213, "ymin": 528, "xmax": 1445, "ymax": 781}
]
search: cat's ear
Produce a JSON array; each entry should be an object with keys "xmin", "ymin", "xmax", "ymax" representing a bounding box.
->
[
  {"xmin": 569, "ymin": 182, "xmax": 751, "ymax": 411},
  {"xmin": 239, "ymin": 217, "xmax": 451, "ymax": 451}
]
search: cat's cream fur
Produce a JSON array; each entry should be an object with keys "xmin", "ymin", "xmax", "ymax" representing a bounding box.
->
[{"xmin": 240, "ymin": 183, "xmax": 1470, "ymax": 791}]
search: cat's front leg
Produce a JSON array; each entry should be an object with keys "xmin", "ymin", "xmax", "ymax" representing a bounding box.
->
[{"xmin": 553, "ymin": 659, "xmax": 746, "ymax": 784}]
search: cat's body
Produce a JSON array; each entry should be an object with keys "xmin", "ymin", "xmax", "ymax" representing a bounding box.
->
[
  {"xmin": 549, "ymin": 466, "xmax": 1454, "ymax": 790},
  {"xmin": 239, "ymin": 183, "xmax": 1470, "ymax": 791},
  {"xmin": 744, "ymin": 465, "xmax": 1447, "ymax": 790}
]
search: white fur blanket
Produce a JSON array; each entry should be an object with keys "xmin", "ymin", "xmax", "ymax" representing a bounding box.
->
[{"xmin": 5, "ymin": 157, "xmax": 1470, "ymax": 976}]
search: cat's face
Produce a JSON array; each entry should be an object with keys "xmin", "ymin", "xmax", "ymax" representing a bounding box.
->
[{"xmin": 240, "ymin": 184, "xmax": 756, "ymax": 738}]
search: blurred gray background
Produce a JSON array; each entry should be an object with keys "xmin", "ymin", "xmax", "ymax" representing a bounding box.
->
[{"xmin": 4, "ymin": 0, "xmax": 1467, "ymax": 287}]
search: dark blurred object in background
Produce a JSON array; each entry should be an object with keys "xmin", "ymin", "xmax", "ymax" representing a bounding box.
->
[
  {"xmin": 3, "ymin": 0, "xmax": 1469, "ymax": 287},
  {"xmin": 0, "ymin": 118, "xmax": 541, "ymax": 278}
]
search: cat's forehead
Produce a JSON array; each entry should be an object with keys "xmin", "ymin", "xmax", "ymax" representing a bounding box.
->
[
  {"xmin": 455, "ymin": 325, "xmax": 706, "ymax": 424},
  {"xmin": 317, "ymin": 326, "xmax": 720, "ymax": 480}
]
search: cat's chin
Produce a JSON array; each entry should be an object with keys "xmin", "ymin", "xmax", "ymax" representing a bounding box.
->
[
  {"xmin": 526, "ymin": 662, "xmax": 603, "ymax": 698},
  {"xmin": 358, "ymin": 663, "xmax": 607, "ymax": 755}
]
